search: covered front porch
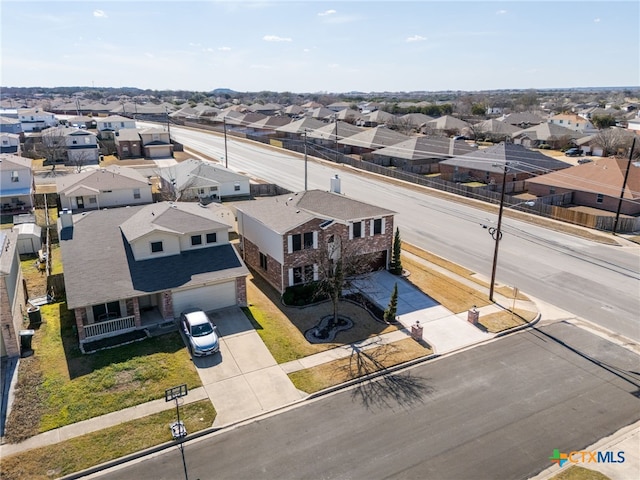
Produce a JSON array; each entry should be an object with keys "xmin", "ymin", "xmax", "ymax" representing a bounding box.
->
[{"xmin": 74, "ymin": 292, "xmax": 176, "ymax": 352}]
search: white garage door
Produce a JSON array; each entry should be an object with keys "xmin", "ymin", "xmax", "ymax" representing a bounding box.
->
[{"xmin": 172, "ymin": 281, "xmax": 236, "ymax": 317}]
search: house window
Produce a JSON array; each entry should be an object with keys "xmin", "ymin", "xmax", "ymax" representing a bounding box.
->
[
  {"xmin": 293, "ymin": 265, "xmax": 314, "ymax": 285},
  {"xmin": 198, "ymin": 188, "xmax": 206, "ymax": 195},
  {"xmin": 206, "ymin": 232, "xmax": 217, "ymax": 244},
  {"xmin": 353, "ymin": 222, "xmax": 362, "ymax": 238},
  {"xmin": 234, "ymin": 182, "xmax": 241, "ymax": 191},
  {"xmin": 209, "ymin": 186, "xmax": 218, "ymax": 192},
  {"xmin": 304, "ymin": 232, "xmax": 314, "ymax": 249},
  {"xmin": 191, "ymin": 235, "xmax": 202, "ymax": 246},
  {"xmin": 151, "ymin": 241, "xmax": 163, "ymax": 253},
  {"xmin": 92, "ymin": 301, "xmax": 121, "ymax": 321},
  {"xmin": 259, "ymin": 252, "xmax": 268, "ymax": 270},
  {"xmin": 373, "ymin": 218, "xmax": 382, "ymax": 235},
  {"xmin": 11, "ymin": 171, "xmax": 19, "ymax": 182},
  {"xmin": 84, "ymin": 137, "xmax": 90, "ymax": 144},
  {"xmin": 120, "ymin": 122, "xmax": 125, "ymax": 127},
  {"xmin": 2, "ymin": 140, "xmax": 8, "ymax": 145},
  {"xmin": 550, "ymin": 188, "xmax": 556, "ymax": 195},
  {"xmin": 596, "ymin": 193, "xmax": 604, "ymax": 204},
  {"xmin": 88, "ymin": 196, "xmax": 97, "ymax": 204},
  {"xmin": 72, "ymin": 140, "xmax": 77, "ymax": 145},
  {"xmin": 292, "ymin": 234, "xmax": 302, "ymax": 252},
  {"xmin": 133, "ymin": 188, "xmax": 141, "ymax": 199}
]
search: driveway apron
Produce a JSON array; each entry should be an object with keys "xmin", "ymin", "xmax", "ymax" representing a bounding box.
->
[{"xmin": 191, "ymin": 307, "xmax": 304, "ymax": 427}]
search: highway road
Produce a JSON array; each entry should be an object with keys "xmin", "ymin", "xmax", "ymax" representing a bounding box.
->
[
  {"xmin": 91, "ymin": 322, "xmax": 640, "ymax": 480},
  {"xmin": 168, "ymin": 126, "xmax": 640, "ymax": 341}
]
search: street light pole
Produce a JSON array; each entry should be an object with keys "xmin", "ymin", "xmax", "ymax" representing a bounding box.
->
[{"xmin": 489, "ymin": 163, "xmax": 508, "ymax": 302}]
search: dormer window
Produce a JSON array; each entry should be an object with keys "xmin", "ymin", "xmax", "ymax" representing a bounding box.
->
[
  {"xmin": 191, "ymin": 235, "xmax": 202, "ymax": 246},
  {"xmin": 206, "ymin": 233, "xmax": 217, "ymax": 244},
  {"xmin": 151, "ymin": 241, "xmax": 163, "ymax": 253},
  {"xmin": 11, "ymin": 171, "xmax": 19, "ymax": 182}
]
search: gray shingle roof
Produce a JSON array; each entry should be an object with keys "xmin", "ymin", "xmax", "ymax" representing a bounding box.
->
[
  {"xmin": 440, "ymin": 143, "xmax": 572, "ymax": 174},
  {"xmin": 56, "ymin": 166, "xmax": 149, "ymax": 195},
  {"xmin": 373, "ymin": 136, "xmax": 477, "ymax": 160},
  {"xmin": 512, "ymin": 123, "xmax": 583, "ymax": 141},
  {"xmin": 306, "ymin": 121, "xmax": 365, "ymax": 141},
  {"xmin": 158, "ymin": 158, "xmax": 248, "ymax": 190},
  {"xmin": 337, "ymin": 126, "xmax": 410, "ymax": 149},
  {"xmin": 0, "ymin": 153, "xmax": 32, "ymax": 170},
  {"xmin": 275, "ymin": 117, "xmax": 326, "ymax": 134},
  {"xmin": 60, "ymin": 203, "xmax": 247, "ymax": 309},
  {"xmin": 234, "ymin": 190, "xmax": 394, "ymax": 234}
]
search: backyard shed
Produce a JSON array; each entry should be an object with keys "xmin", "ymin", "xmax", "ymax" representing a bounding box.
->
[{"xmin": 12, "ymin": 223, "xmax": 42, "ymax": 254}]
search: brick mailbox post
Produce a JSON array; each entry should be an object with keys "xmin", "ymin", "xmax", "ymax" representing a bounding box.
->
[
  {"xmin": 467, "ymin": 306, "xmax": 479, "ymax": 325},
  {"xmin": 411, "ymin": 321, "xmax": 423, "ymax": 341}
]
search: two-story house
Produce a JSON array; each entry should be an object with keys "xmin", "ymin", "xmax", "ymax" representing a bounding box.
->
[
  {"xmin": 139, "ymin": 127, "xmax": 173, "ymax": 158},
  {"xmin": 0, "ymin": 230, "xmax": 29, "ymax": 358},
  {"xmin": 0, "ymin": 132, "xmax": 21, "ymax": 154},
  {"xmin": 58, "ymin": 201, "xmax": 249, "ymax": 352},
  {"xmin": 0, "ymin": 153, "xmax": 34, "ymax": 213},
  {"xmin": 0, "ymin": 116, "xmax": 23, "ymax": 136},
  {"xmin": 548, "ymin": 113, "xmax": 596, "ymax": 133},
  {"xmin": 56, "ymin": 165, "xmax": 154, "ymax": 211},
  {"xmin": 235, "ymin": 186, "xmax": 395, "ymax": 294},
  {"xmin": 114, "ymin": 128, "xmax": 142, "ymax": 158},
  {"xmin": 41, "ymin": 126, "xmax": 100, "ymax": 165},
  {"xmin": 17, "ymin": 108, "xmax": 57, "ymax": 132},
  {"xmin": 96, "ymin": 115, "xmax": 137, "ymax": 140},
  {"xmin": 158, "ymin": 158, "xmax": 250, "ymax": 202}
]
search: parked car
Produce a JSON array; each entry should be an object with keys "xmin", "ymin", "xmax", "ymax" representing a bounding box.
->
[
  {"xmin": 578, "ymin": 158, "xmax": 592, "ymax": 164},
  {"xmin": 180, "ymin": 309, "xmax": 220, "ymax": 356},
  {"xmin": 565, "ymin": 148, "xmax": 584, "ymax": 157}
]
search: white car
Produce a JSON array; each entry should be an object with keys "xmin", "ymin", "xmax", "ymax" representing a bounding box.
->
[{"xmin": 180, "ymin": 309, "xmax": 220, "ymax": 357}]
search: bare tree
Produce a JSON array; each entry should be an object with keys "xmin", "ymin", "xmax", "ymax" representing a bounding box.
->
[
  {"xmin": 312, "ymin": 234, "xmax": 378, "ymax": 325},
  {"xmin": 154, "ymin": 166, "xmax": 200, "ymax": 201},
  {"xmin": 593, "ymin": 128, "xmax": 635, "ymax": 157},
  {"xmin": 68, "ymin": 150, "xmax": 93, "ymax": 173},
  {"xmin": 39, "ymin": 128, "xmax": 67, "ymax": 165}
]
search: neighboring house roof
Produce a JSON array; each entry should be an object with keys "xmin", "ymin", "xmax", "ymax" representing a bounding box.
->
[
  {"xmin": 575, "ymin": 127, "xmax": 637, "ymax": 146},
  {"xmin": 160, "ymin": 158, "xmax": 248, "ymax": 190},
  {"xmin": 56, "ymin": 166, "xmax": 150, "ymax": 195},
  {"xmin": 0, "ymin": 116, "xmax": 21, "ymax": 125},
  {"xmin": 0, "ymin": 153, "xmax": 32, "ymax": 170},
  {"xmin": 372, "ymin": 136, "xmax": 478, "ymax": 160},
  {"xmin": 474, "ymin": 119, "xmax": 521, "ymax": 135},
  {"xmin": 307, "ymin": 107, "xmax": 337, "ymax": 120},
  {"xmin": 114, "ymin": 128, "xmax": 142, "ymax": 141},
  {"xmin": 235, "ymin": 190, "xmax": 395, "ymax": 235},
  {"xmin": 226, "ymin": 112, "xmax": 267, "ymax": 126},
  {"xmin": 60, "ymin": 202, "xmax": 248, "ymax": 309},
  {"xmin": 526, "ymin": 157, "xmax": 640, "ymax": 200},
  {"xmin": 246, "ymin": 116, "xmax": 292, "ymax": 130},
  {"xmin": 440, "ymin": 142, "xmax": 572, "ymax": 174},
  {"xmin": 138, "ymin": 127, "xmax": 167, "ymax": 135},
  {"xmin": 327, "ymin": 102, "xmax": 352, "ymax": 110},
  {"xmin": 512, "ymin": 123, "xmax": 584, "ymax": 141},
  {"xmin": 361, "ymin": 110, "xmax": 396, "ymax": 124},
  {"xmin": 283, "ymin": 105, "xmax": 305, "ymax": 115},
  {"xmin": 97, "ymin": 115, "xmax": 134, "ymax": 123},
  {"xmin": 334, "ymin": 108, "xmax": 360, "ymax": 121},
  {"xmin": 306, "ymin": 121, "xmax": 365, "ymax": 141},
  {"xmin": 499, "ymin": 112, "xmax": 546, "ymax": 126},
  {"xmin": 425, "ymin": 115, "xmax": 471, "ymax": 131},
  {"xmin": 337, "ymin": 126, "xmax": 410, "ymax": 149},
  {"xmin": 400, "ymin": 113, "xmax": 435, "ymax": 126},
  {"xmin": 275, "ymin": 117, "xmax": 326, "ymax": 134}
]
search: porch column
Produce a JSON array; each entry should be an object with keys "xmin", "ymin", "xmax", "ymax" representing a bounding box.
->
[{"xmin": 74, "ymin": 308, "xmax": 87, "ymax": 341}]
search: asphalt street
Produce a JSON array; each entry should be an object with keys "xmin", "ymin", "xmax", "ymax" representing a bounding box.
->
[{"xmin": 92, "ymin": 322, "xmax": 640, "ymax": 480}]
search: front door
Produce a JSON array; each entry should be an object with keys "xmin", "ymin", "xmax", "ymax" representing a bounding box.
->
[{"xmin": 76, "ymin": 196, "xmax": 84, "ymax": 209}]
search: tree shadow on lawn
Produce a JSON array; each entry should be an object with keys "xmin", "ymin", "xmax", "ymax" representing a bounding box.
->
[
  {"xmin": 58, "ymin": 303, "xmax": 185, "ymax": 379},
  {"xmin": 246, "ymin": 270, "xmax": 400, "ymax": 355}
]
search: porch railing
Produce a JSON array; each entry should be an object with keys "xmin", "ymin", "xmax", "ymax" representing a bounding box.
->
[{"xmin": 84, "ymin": 315, "xmax": 136, "ymax": 339}]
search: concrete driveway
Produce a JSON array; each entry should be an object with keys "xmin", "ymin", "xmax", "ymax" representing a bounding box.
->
[{"xmin": 189, "ymin": 307, "xmax": 304, "ymax": 427}]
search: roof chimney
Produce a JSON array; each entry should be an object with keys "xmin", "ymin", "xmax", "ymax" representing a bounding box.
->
[
  {"xmin": 60, "ymin": 209, "xmax": 73, "ymax": 229},
  {"xmin": 330, "ymin": 174, "xmax": 341, "ymax": 194}
]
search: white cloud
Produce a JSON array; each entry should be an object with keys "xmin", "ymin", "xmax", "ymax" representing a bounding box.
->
[
  {"xmin": 188, "ymin": 42, "xmax": 202, "ymax": 47},
  {"xmin": 218, "ymin": 46, "xmax": 232, "ymax": 51},
  {"xmin": 594, "ymin": 18, "xmax": 601, "ymax": 23},
  {"xmin": 93, "ymin": 10, "xmax": 107, "ymax": 18},
  {"xmin": 406, "ymin": 35, "xmax": 427, "ymax": 43},
  {"xmin": 496, "ymin": 10, "xmax": 507, "ymax": 15},
  {"xmin": 263, "ymin": 35, "xmax": 292, "ymax": 42},
  {"xmin": 318, "ymin": 9, "xmax": 337, "ymax": 17},
  {"xmin": 303, "ymin": 48, "xmax": 310, "ymax": 53}
]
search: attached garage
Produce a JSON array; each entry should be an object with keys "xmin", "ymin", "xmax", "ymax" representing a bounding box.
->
[{"xmin": 171, "ymin": 280, "xmax": 236, "ymax": 317}]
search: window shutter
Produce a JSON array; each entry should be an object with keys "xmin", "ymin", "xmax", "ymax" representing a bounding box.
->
[
  {"xmin": 313, "ymin": 231, "xmax": 318, "ymax": 249},
  {"xmin": 288, "ymin": 268, "xmax": 294, "ymax": 287},
  {"xmin": 381, "ymin": 218, "xmax": 386, "ymax": 235},
  {"xmin": 313, "ymin": 264, "xmax": 319, "ymax": 281},
  {"xmin": 349, "ymin": 223, "xmax": 353, "ymax": 240},
  {"xmin": 369, "ymin": 220, "xmax": 374, "ymax": 236},
  {"xmin": 287, "ymin": 235, "xmax": 292, "ymax": 254}
]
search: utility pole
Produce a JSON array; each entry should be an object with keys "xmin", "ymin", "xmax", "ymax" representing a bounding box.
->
[
  {"xmin": 304, "ymin": 129, "xmax": 308, "ymax": 191},
  {"xmin": 613, "ymin": 137, "xmax": 636, "ymax": 235},
  {"xmin": 489, "ymin": 162, "xmax": 509, "ymax": 302},
  {"xmin": 334, "ymin": 116, "xmax": 339, "ymax": 162},
  {"xmin": 223, "ymin": 117, "xmax": 229, "ymax": 168},
  {"xmin": 165, "ymin": 107, "xmax": 171, "ymax": 138}
]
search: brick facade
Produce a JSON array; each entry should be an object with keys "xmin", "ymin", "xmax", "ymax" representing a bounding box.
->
[
  {"xmin": 235, "ymin": 276, "xmax": 247, "ymax": 306},
  {"xmin": 160, "ymin": 290, "xmax": 174, "ymax": 320},
  {"xmin": 242, "ymin": 215, "xmax": 394, "ymax": 294}
]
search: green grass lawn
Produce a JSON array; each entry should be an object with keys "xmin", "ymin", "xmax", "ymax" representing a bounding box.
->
[
  {"xmin": 4, "ymin": 301, "xmax": 201, "ymax": 443},
  {"xmin": 550, "ymin": 465, "xmax": 611, "ymax": 480}
]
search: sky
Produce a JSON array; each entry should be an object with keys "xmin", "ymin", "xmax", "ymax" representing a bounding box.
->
[{"xmin": 1, "ymin": 0, "xmax": 639, "ymax": 93}]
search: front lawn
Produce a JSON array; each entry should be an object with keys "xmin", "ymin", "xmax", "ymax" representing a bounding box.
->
[
  {"xmin": 4, "ymin": 301, "xmax": 201, "ymax": 443},
  {"xmin": 0, "ymin": 400, "xmax": 215, "ymax": 480}
]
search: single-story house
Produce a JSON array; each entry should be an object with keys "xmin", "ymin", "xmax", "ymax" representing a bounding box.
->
[
  {"xmin": 158, "ymin": 158, "xmax": 251, "ymax": 202},
  {"xmin": 56, "ymin": 165, "xmax": 153, "ymax": 211},
  {"xmin": 0, "ymin": 230, "xmax": 28, "ymax": 357},
  {"xmin": 371, "ymin": 136, "xmax": 478, "ymax": 171},
  {"xmin": 337, "ymin": 126, "xmax": 410, "ymax": 156},
  {"xmin": 525, "ymin": 157, "xmax": 640, "ymax": 215},
  {"xmin": 235, "ymin": 185, "xmax": 395, "ymax": 294},
  {"xmin": 511, "ymin": 123, "xmax": 584, "ymax": 149},
  {"xmin": 439, "ymin": 142, "xmax": 572, "ymax": 184},
  {"xmin": 58, "ymin": 201, "xmax": 249, "ymax": 350}
]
